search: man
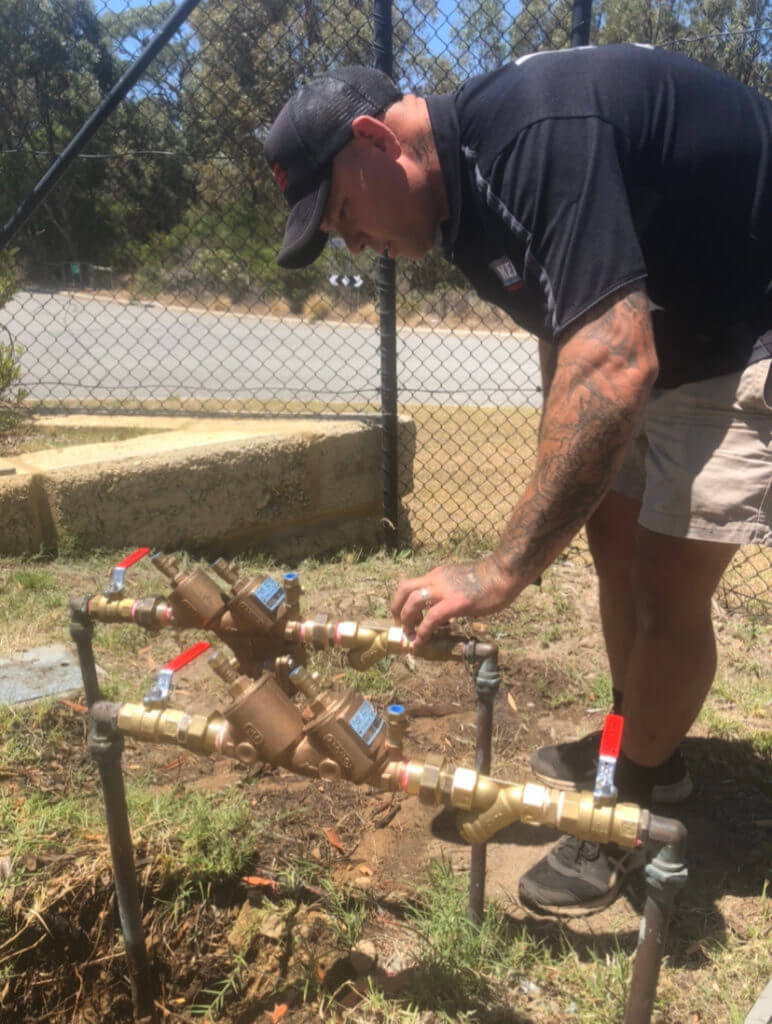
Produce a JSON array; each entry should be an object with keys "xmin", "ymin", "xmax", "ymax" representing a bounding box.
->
[{"xmin": 264, "ymin": 44, "xmax": 772, "ymax": 914}]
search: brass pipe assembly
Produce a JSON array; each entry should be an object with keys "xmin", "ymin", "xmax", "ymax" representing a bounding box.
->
[
  {"xmin": 83, "ymin": 549, "xmax": 648, "ymax": 851},
  {"xmin": 90, "ymin": 697, "xmax": 646, "ymax": 851},
  {"xmin": 78, "ymin": 549, "xmax": 685, "ymax": 1024}
]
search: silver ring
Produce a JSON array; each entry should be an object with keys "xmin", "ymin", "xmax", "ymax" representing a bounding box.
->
[{"xmin": 419, "ymin": 587, "xmax": 431, "ymax": 606}]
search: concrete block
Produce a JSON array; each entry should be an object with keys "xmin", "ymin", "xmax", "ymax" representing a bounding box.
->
[{"xmin": 0, "ymin": 416, "xmax": 415, "ymax": 559}]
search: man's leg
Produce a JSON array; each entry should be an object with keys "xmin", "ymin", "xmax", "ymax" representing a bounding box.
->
[
  {"xmin": 530, "ymin": 491, "xmax": 691, "ymax": 800},
  {"xmin": 518, "ymin": 523, "xmax": 737, "ymax": 915},
  {"xmin": 621, "ymin": 528, "xmax": 738, "ymax": 766},
  {"xmin": 585, "ymin": 490, "xmax": 640, "ymax": 696}
]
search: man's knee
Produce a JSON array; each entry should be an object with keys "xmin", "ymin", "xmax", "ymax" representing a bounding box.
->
[{"xmin": 631, "ymin": 531, "xmax": 737, "ymax": 632}]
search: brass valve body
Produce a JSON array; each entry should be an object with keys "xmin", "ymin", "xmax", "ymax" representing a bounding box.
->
[
  {"xmin": 211, "ymin": 559, "xmax": 288, "ymax": 634},
  {"xmin": 225, "ymin": 670, "xmax": 306, "ymax": 765},
  {"xmin": 115, "ymin": 703, "xmax": 230, "ymax": 757},
  {"xmin": 390, "ymin": 758, "xmax": 645, "ymax": 849},
  {"xmin": 152, "ymin": 553, "xmax": 228, "ymax": 628},
  {"xmin": 284, "ymin": 620, "xmax": 477, "ymax": 664},
  {"xmin": 88, "ymin": 594, "xmax": 174, "ymax": 629}
]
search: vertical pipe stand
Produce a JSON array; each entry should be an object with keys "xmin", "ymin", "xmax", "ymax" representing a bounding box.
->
[
  {"xmin": 623, "ymin": 836, "xmax": 688, "ymax": 1024},
  {"xmin": 468, "ymin": 653, "xmax": 501, "ymax": 923},
  {"xmin": 70, "ymin": 601, "xmax": 156, "ymax": 1022}
]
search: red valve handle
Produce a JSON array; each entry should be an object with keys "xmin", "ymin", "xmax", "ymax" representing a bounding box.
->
[
  {"xmin": 599, "ymin": 713, "xmax": 624, "ymax": 759},
  {"xmin": 115, "ymin": 547, "xmax": 151, "ymax": 570},
  {"xmin": 162, "ymin": 641, "xmax": 210, "ymax": 673}
]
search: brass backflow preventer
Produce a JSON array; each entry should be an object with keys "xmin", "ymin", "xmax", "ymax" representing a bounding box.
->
[{"xmin": 83, "ymin": 547, "xmax": 648, "ymax": 851}]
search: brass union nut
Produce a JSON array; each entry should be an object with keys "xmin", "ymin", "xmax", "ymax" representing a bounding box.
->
[
  {"xmin": 386, "ymin": 626, "xmax": 407, "ymax": 654},
  {"xmin": 337, "ymin": 621, "xmax": 359, "ymax": 648},
  {"xmin": 450, "ymin": 767, "xmax": 478, "ymax": 810},
  {"xmin": 520, "ymin": 782, "xmax": 549, "ymax": 825},
  {"xmin": 418, "ymin": 754, "xmax": 444, "ymax": 805}
]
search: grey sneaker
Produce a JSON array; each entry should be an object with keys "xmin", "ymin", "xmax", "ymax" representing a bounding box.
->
[
  {"xmin": 529, "ymin": 731, "xmax": 693, "ymax": 804},
  {"xmin": 518, "ymin": 835, "xmax": 646, "ymax": 916}
]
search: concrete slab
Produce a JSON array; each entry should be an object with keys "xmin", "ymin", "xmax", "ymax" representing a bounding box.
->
[
  {"xmin": 0, "ymin": 644, "xmax": 82, "ymax": 704},
  {"xmin": 0, "ymin": 415, "xmax": 415, "ymax": 558}
]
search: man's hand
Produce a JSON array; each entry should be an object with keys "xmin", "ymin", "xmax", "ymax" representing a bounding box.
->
[{"xmin": 390, "ymin": 555, "xmax": 518, "ymax": 645}]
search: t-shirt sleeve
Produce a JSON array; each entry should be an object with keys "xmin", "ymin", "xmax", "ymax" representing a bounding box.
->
[{"xmin": 485, "ymin": 116, "xmax": 648, "ymax": 339}]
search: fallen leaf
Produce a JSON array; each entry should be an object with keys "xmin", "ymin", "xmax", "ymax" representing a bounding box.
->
[
  {"xmin": 507, "ymin": 692, "xmax": 518, "ymax": 713},
  {"xmin": 324, "ymin": 828, "xmax": 346, "ymax": 853},
  {"xmin": 58, "ymin": 699, "xmax": 87, "ymax": 714},
  {"xmin": 241, "ymin": 876, "xmax": 278, "ymax": 892},
  {"xmin": 358, "ymin": 864, "xmax": 373, "ymax": 876},
  {"xmin": 270, "ymin": 1005, "xmax": 288, "ymax": 1024}
]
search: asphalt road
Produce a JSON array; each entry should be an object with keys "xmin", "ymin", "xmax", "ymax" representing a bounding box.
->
[{"xmin": 1, "ymin": 290, "xmax": 542, "ymax": 409}]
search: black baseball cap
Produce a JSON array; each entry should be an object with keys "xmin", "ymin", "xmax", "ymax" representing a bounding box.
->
[{"xmin": 264, "ymin": 67, "xmax": 402, "ymax": 269}]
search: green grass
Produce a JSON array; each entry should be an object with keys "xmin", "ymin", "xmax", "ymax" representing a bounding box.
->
[
  {"xmin": 320, "ymin": 877, "xmax": 368, "ymax": 948},
  {"xmin": 393, "ymin": 862, "xmax": 538, "ymax": 1015}
]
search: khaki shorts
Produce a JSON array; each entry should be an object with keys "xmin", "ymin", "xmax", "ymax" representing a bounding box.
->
[{"xmin": 612, "ymin": 358, "xmax": 772, "ymax": 546}]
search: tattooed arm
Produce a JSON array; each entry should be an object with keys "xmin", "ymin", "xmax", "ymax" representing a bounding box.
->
[{"xmin": 391, "ymin": 285, "xmax": 658, "ymax": 642}]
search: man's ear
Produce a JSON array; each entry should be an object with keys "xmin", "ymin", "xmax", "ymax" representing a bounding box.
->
[{"xmin": 351, "ymin": 115, "xmax": 401, "ymax": 158}]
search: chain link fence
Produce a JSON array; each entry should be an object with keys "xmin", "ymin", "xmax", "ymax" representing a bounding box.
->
[{"xmin": 0, "ymin": 0, "xmax": 770, "ymax": 613}]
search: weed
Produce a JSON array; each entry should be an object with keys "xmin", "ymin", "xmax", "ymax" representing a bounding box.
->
[
  {"xmin": 0, "ymin": 787, "xmax": 102, "ymax": 854},
  {"xmin": 399, "ymin": 861, "xmax": 534, "ymax": 1015},
  {"xmin": 539, "ymin": 623, "xmax": 562, "ymax": 646},
  {"xmin": 189, "ymin": 952, "xmax": 249, "ymax": 1018},
  {"xmin": 321, "ymin": 878, "xmax": 368, "ymax": 948},
  {"xmin": 131, "ymin": 789, "xmax": 263, "ymax": 883},
  {"xmin": 277, "ymin": 856, "xmax": 326, "ymax": 894},
  {"xmin": 583, "ymin": 671, "xmax": 613, "ymax": 709},
  {"xmin": 153, "ymin": 879, "xmax": 207, "ymax": 928}
]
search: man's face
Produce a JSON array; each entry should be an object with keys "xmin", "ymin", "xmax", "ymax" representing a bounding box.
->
[{"xmin": 320, "ymin": 127, "xmax": 436, "ymax": 261}]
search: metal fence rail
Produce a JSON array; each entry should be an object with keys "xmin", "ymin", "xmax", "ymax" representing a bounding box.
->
[{"xmin": 0, "ymin": 0, "xmax": 769, "ymax": 612}]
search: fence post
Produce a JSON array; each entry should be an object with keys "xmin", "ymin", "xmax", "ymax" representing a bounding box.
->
[
  {"xmin": 373, "ymin": 0, "xmax": 399, "ymax": 553},
  {"xmin": 570, "ymin": 0, "xmax": 593, "ymax": 48}
]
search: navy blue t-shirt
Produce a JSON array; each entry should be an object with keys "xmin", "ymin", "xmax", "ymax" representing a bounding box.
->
[{"xmin": 427, "ymin": 44, "xmax": 772, "ymax": 387}]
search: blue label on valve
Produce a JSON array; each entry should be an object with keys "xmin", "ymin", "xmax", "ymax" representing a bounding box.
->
[
  {"xmin": 348, "ymin": 701, "xmax": 384, "ymax": 745},
  {"xmin": 253, "ymin": 577, "xmax": 284, "ymax": 612}
]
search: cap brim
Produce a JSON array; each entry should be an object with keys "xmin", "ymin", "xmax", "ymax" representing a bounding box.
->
[{"xmin": 277, "ymin": 177, "xmax": 331, "ymax": 269}]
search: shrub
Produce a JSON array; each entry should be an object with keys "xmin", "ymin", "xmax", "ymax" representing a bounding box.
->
[{"xmin": 0, "ymin": 250, "xmax": 27, "ymax": 432}]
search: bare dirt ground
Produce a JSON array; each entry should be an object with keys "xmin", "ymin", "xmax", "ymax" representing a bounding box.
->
[{"xmin": 0, "ymin": 550, "xmax": 769, "ymax": 1023}]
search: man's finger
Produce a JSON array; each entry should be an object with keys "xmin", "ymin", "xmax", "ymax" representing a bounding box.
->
[
  {"xmin": 398, "ymin": 586, "xmax": 434, "ymax": 636},
  {"xmin": 390, "ymin": 575, "xmax": 427, "ymax": 621},
  {"xmin": 413, "ymin": 599, "xmax": 454, "ymax": 645}
]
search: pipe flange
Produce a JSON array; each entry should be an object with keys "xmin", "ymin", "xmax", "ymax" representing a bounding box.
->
[
  {"xmin": 473, "ymin": 657, "xmax": 502, "ymax": 698},
  {"xmin": 644, "ymin": 853, "xmax": 688, "ymax": 901},
  {"xmin": 87, "ymin": 727, "xmax": 125, "ymax": 765}
]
